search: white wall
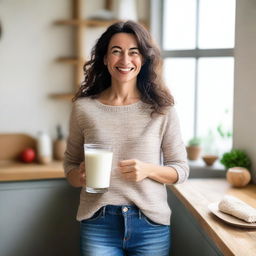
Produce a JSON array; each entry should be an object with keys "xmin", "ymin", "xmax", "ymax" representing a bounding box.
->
[
  {"xmin": 233, "ymin": 0, "xmax": 256, "ymax": 183},
  {"xmin": 0, "ymin": 0, "xmax": 74, "ymax": 138}
]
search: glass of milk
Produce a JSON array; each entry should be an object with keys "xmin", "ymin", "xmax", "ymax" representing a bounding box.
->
[{"xmin": 84, "ymin": 144, "xmax": 113, "ymax": 193}]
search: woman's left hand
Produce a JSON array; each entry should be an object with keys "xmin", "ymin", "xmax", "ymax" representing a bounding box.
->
[{"xmin": 118, "ymin": 159, "xmax": 151, "ymax": 182}]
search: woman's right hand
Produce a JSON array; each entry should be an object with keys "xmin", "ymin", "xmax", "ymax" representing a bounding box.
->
[{"xmin": 66, "ymin": 161, "xmax": 86, "ymax": 187}]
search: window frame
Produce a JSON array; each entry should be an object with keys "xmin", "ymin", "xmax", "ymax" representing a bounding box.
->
[{"xmin": 150, "ymin": 0, "xmax": 234, "ymax": 138}]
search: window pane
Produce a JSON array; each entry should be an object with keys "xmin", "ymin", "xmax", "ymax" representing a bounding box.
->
[
  {"xmin": 198, "ymin": 0, "xmax": 236, "ymax": 49},
  {"xmin": 197, "ymin": 57, "xmax": 234, "ymax": 155},
  {"xmin": 163, "ymin": 0, "xmax": 196, "ymax": 50},
  {"xmin": 163, "ymin": 58, "xmax": 196, "ymax": 143}
]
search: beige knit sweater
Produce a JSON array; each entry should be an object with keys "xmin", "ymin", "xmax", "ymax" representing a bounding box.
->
[{"xmin": 64, "ymin": 97, "xmax": 189, "ymax": 225}]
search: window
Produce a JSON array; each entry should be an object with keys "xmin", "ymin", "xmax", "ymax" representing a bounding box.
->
[{"xmin": 160, "ymin": 0, "xmax": 236, "ymax": 156}]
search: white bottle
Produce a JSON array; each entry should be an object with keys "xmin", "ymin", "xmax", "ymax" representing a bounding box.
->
[
  {"xmin": 114, "ymin": 0, "xmax": 138, "ymax": 21},
  {"xmin": 37, "ymin": 131, "xmax": 52, "ymax": 164}
]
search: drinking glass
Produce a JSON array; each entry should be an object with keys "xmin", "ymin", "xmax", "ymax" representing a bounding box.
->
[{"xmin": 84, "ymin": 144, "xmax": 113, "ymax": 193}]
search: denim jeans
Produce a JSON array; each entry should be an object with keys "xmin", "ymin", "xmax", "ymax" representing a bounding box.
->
[{"xmin": 80, "ymin": 205, "xmax": 170, "ymax": 256}]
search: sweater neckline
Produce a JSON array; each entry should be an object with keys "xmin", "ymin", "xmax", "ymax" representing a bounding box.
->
[{"xmin": 94, "ymin": 99, "xmax": 145, "ymax": 112}]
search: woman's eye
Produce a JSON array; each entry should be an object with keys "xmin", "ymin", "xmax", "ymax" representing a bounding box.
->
[
  {"xmin": 112, "ymin": 50, "xmax": 121, "ymax": 55},
  {"xmin": 130, "ymin": 51, "xmax": 139, "ymax": 55}
]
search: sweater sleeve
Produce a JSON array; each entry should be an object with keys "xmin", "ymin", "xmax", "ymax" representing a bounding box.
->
[
  {"xmin": 161, "ymin": 107, "xmax": 189, "ymax": 184},
  {"xmin": 63, "ymin": 102, "xmax": 84, "ymax": 176}
]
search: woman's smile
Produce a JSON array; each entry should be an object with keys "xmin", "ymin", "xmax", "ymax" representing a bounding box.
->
[{"xmin": 116, "ymin": 67, "xmax": 134, "ymax": 72}]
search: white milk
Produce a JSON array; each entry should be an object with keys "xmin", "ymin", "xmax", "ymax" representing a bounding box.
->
[{"xmin": 84, "ymin": 149, "xmax": 113, "ymax": 189}]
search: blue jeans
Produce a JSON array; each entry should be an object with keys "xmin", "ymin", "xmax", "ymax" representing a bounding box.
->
[{"xmin": 80, "ymin": 205, "xmax": 170, "ymax": 256}]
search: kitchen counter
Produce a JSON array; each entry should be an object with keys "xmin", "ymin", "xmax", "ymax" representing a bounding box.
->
[
  {"xmin": 0, "ymin": 161, "xmax": 65, "ymax": 181},
  {"xmin": 168, "ymin": 179, "xmax": 256, "ymax": 256}
]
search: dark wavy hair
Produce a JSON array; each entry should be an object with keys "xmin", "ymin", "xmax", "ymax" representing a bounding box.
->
[{"xmin": 73, "ymin": 20, "xmax": 174, "ymax": 114}]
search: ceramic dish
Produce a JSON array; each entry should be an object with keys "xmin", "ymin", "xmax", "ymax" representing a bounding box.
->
[{"xmin": 208, "ymin": 202, "xmax": 256, "ymax": 228}]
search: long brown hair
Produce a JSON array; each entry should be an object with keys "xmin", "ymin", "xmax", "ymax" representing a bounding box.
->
[{"xmin": 73, "ymin": 20, "xmax": 174, "ymax": 114}]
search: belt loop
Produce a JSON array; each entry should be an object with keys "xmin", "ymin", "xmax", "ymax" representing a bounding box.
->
[
  {"xmin": 139, "ymin": 209, "xmax": 142, "ymax": 219},
  {"xmin": 102, "ymin": 206, "xmax": 106, "ymax": 217}
]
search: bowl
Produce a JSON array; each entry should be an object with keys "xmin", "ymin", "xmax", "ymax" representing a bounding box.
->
[{"xmin": 202, "ymin": 155, "xmax": 218, "ymax": 166}]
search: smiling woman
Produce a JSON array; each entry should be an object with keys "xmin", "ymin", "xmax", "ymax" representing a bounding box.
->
[{"xmin": 64, "ymin": 20, "xmax": 189, "ymax": 256}]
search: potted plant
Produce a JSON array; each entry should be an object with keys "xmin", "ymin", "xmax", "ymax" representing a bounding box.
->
[
  {"xmin": 220, "ymin": 149, "xmax": 252, "ymax": 187},
  {"xmin": 186, "ymin": 137, "xmax": 202, "ymax": 160}
]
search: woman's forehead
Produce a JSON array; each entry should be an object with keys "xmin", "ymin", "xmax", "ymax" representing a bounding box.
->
[{"xmin": 108, "ymin": 33, "xmax": 138, "ymax": 49}]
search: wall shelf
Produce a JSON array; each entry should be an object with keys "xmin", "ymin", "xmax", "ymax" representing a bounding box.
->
[
  {"xmin": 55, "ymin": 19, "xmax": 119, "ymax": 27},
  {"xmin": 56, "ymin": 57, "xmax": 82, "ymax": 65}
]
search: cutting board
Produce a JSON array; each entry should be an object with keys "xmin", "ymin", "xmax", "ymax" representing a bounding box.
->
[{"xmin": 0, "ymin": 133, "xmax": 36, "ymax": 161}]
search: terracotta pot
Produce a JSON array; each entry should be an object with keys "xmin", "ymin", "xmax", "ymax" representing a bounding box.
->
[{"xmin": 186, "ymin": 146, "xmax": 201, "ymax": 160}]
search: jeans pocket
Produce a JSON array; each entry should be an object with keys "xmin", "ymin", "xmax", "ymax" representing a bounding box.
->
[
  {"xmin": 81, "ymin": 207, "xmax": 104, "ymax": 223},
  {"xmin": 142, "ymin": 213, "xmax": 164, "ymax": 227}
]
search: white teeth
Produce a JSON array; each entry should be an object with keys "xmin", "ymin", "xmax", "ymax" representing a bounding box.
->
[{"xmin": 117, "ymin": 67, "xmax": 133, "ymax": 72}]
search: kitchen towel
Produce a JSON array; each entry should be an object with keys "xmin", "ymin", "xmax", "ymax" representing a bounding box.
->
[{"xmin": 218, "ymin": 195, "xmax": 256, "ymax": 223}]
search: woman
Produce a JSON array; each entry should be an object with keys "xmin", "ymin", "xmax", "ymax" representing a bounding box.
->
[{"xmin": 64, "ymin": 20, "xmax": 189, "ymax": 256}]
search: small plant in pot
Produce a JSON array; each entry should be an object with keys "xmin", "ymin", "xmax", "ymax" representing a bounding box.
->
[
  {"xmin": 220, "ymin": 149, "xmax": 252, "ymax": 187},
  {"xmin": 186, "ymin": 137, "xmax": 202, "ymax": 160}
]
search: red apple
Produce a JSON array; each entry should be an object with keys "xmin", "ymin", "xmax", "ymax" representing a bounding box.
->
[{"xmin": 20, "ymin": 148, "xmax": 36, "ymax": 163}]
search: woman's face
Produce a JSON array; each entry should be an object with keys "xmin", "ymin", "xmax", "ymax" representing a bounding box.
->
[{"xmin": 104, "ymin": 33, "xmax": 143, "ymax": 85}]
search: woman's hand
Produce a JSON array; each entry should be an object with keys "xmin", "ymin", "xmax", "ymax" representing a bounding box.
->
[
  {"xmin": 118, "ymin": 159, "xmax": 151, "ymax": 182},
  {"xmin": 118, "ymin": 159, "xmax": 179, "ymax": 184},
  {"xmin": 66, "ymin": 161, "xmax": 86, "ymax": 187}
]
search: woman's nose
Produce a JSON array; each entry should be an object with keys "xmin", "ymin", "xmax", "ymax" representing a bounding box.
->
[{"xmin": 120, "ymin": 52, "xmax": 131, "ymax": 64}]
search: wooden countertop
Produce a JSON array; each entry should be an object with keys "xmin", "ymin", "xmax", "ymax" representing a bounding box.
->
[
  {"xmin": 0, "ymin": 161, "xmax": 65, "ymax": 181},
  {"xmin": 169, "ymin": 179, "xmax": 256, "ymax": 256}
]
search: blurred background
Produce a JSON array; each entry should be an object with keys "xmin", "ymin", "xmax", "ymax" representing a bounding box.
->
[{"xmin": 0, "ymin": 0, "xmax": 256, "ymax": 177}]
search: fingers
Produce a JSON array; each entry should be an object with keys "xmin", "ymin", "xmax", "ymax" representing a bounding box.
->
[
  {"xmin": 118, "ymin": 159, "xmax": 141, "ymax": 182},
  {"xmin": 122, "ymin": 172, "xmax": 137, "ymax": 181},
  {"xmin": 118, "ymin": 159, "xmax": 139, "ymax": 172},
  {"xmin": 79, "ymin": 161, "xmax": 85, "ymax": 172},
  {"xmin": 119, "ymin": 168, "xmax": 141, "ymax": 182},
  {"xmin": 119, "ymin": 159, "xmax": 137, "ymax": 167},
  {"xmin": 119, "ymin": 165, "xmax": 134, "ymax": 173},
  {"xmin": 118, "ymin": 159, "xmax": 138, "ymax": 174},
  {"xmin": 79, "ymin": 161, "xmax": 86, "ymax": 185},
  {"xmin": 117, "ymin": 159, "xmax": 149, "ymax": 182}
]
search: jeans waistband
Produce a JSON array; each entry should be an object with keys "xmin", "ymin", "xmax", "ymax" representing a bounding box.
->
[{"xmin": 102, "ymin": 205, "xmax": 142, "ymax": 217}]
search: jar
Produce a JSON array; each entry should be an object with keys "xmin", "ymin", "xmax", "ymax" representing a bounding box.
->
[{"xmin": 37, "ymin": 132, "xmax": 52, "ymax": 164}]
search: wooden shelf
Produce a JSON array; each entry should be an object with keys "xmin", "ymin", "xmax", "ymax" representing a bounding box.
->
[
  {"xmin": 56, "ymin": 57, "xmax": 83, "ymax": 65},
  {"xmin": 55, "ymin": 18, "xmax": 119, "ymax": 27}
]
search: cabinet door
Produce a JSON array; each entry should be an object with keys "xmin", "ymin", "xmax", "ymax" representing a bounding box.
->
[
  {"xmin": 167, "ymin": 188, "xmax": 223, "ymax": 256},
  {"xmin": 0, "ymin": 180, "xmax": 80, "ymax": 256}
]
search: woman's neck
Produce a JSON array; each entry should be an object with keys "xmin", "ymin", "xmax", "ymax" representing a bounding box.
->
[{"xmin": 99, "ymin": 81, "xmax": 141, "ymax": 106}]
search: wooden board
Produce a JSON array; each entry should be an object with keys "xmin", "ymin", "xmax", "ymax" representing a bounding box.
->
[{"xmin": 0, "ymin": 133, "xmax": 36, "ymax": 161}]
